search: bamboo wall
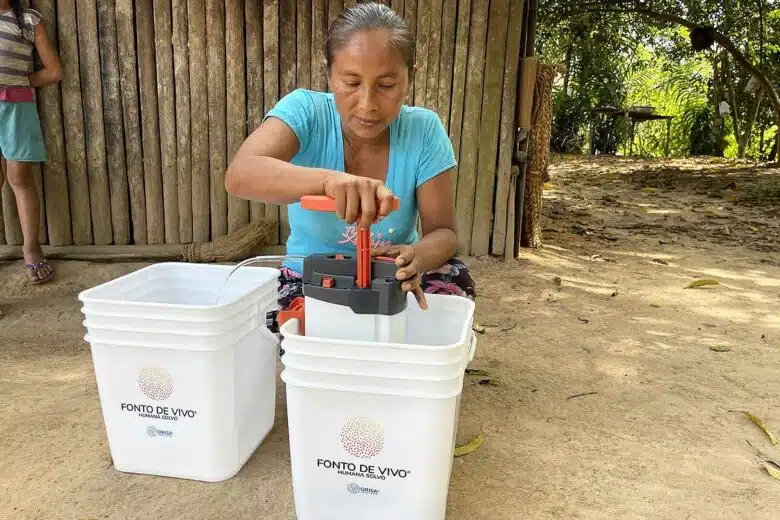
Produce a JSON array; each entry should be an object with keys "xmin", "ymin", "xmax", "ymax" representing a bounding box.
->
[{"xmin": 0, "ymin": 0, "xmax": 527, "ymax": 257}]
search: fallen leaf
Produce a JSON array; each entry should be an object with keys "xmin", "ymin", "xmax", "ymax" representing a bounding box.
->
[
  {"xmin": 611, "ymin": 290, "xmax": 619, "ymax": 297},
  {"xmin": 710, "ymin": 344, "xmax": 731, "ymax": 352},
  {"xmin": 739, "ymin": 411, "xmax": 778, "ymax": 446},
  {"xmin": 544, "ymin": 182, "xmax": 554, "ymax": 190},
  {"xmin": 553, "ymin": 276, "xmax": 562, "ymax": 288},
  {"xmin": 749, "ymin": 226, "xmax": 759, "ymax": 233},
  {"xmin": 472, "ymin": 323, "xmax": 486, "ymax": 334},
  {"xmin": 652, "ymin": 258, "xmax": 669, "ymax": 265},
  {"xmin": 641, "ymin": 187, "xmax": 657, "ymax": 193},
  {"xmin": 686, "ymin": 279, "xmax": 720, "ymax": 289},
  {"xmin": 454, "ymin": 432, "xmax": 484, "ymax": 457},
  {"xmin": 763, "ymin": 462, "xmax": 780, "ymax": 480},
  {"xmin": 578, "ymin": 317, "xmax": 590, "ymax": 324},
  {"xmin": 650, "ymin": 303, "xmax": 662, "ymax": 308},
  {"xmin": 465, "ymin": 369, "xmax": 501, "ymax": 386}
]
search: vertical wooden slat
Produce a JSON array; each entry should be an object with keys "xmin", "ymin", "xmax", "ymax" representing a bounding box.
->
[
  {"xmin": 97, "ymin": 0, "xmax": 130, "ymax": 245},
  {"xmin": 470, "ymin": 0, "xmax": 510, "ymax": 256},
  {"xmin": 454, "ymin": 0, "xmax": 488, "ymax": 254},
  {"xmin": 437, "ymin": 0, "xmax": 456, "ymax": 131},
  {"xmin": 136, "ymin": 0, "xmax": 165, "ymax": 244},
  {"xmin": 153, "ymin": 0, "xmax": 180, "ymax": 244},
  {"xmin": 328, "ymin": 0, "xmax": 342, "ymax": 32},
  {"xmin": 0, "ymin": 185, "xmax": 4, "ymax": 244},
  {"xmin": 227, "ymin": 0, "xmax": 249, "ymax": 233},
  {"xmin": 33, "ymin": 0, "xmax": 71, "ymax": 246},
  {"xmin": 33, "ymin": 165, "xmax": 47, "ymax": 243},
  {"xmin": 413, "ymin": 0, "xmax": 429, "ymax": 106},
  {"xmin": 188, "ymin": 0, "xmax": 210, "ymax": 241},
  {"xmin": 391, "ymin": 0, "xmax": 405, "ymax": 15},
  {"xmin": 493, "ymin": 0, "xmax": 524, "ymax": 256},
  {"xmin": 404, "ymin": 0, "xmax": 417, "ymax": 104},
  {"xmin": 279, "ymin": 0, "xmax": 295, "ymax": 242},
  {"xmin": 246, "ymin": 0, "xmax": 266, "ymax": 222},
  {"xmin": 207, "ymin": 0, "xmax": 227, "ymax": 238},
  {"xmin": 116, "ymin": 0, "xmax": 147, "ymax": 245},
  {"xmin": 58, "ymin": 0, "xmax": 92, "ymax": 244},
  {"xmin": 311, "ymin": 0, "xmax": 327, "ymax": 91},
  {"xmin": 264, "ymin": 0, "xmax": 280, "ymax": 244},
  {"xmin": 297, "ymin": 0, "xmax": 311, "ymax": 89},
  {"xmin": 76, "ymin": 0, "xmax": 112, "ymax": 245},
  {"xmin": 173, "ymin": 0, "xmax": 192, "ymax": 243},
  {"xmin": 448, "ymin": 0, "xmax": 471, "ymax": 199},
  {"xmin": 425, "ymin": 0, "xmax": 442, "ymax": 112},
  {"xmin": 344, "ymin": 0, "xmax": 356, "ymax": 9}
]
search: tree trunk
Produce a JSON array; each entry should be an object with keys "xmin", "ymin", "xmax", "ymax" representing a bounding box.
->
[{"xmin": 739, "ymin": 90, "xmax": 763, "ymax": 159}]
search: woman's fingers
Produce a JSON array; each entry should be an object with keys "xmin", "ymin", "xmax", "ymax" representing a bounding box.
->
[
  {"xmin": 344, "ymin": 183, "xmax": 360, "ymax": 224},
  {"xmin": 376, "ymin": 184, "xmax": 396, "ymax": 218},
  {"xmin": 358, "ymin": 182, "xmax": 377, "ymax": 229}
]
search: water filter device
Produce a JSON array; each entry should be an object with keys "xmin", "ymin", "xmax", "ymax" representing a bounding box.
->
[{"xmin": 273, "ymin": 195, "xmax": 408, "ymax": 343}]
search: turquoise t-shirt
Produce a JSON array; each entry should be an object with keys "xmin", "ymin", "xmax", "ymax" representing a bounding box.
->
[{"xmin": 264, "ymin": 88, "xmax": 457, "ymax": 274}]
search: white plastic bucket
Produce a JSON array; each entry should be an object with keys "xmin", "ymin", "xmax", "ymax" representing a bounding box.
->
[{"xmin": 78, "ymin": 262, "xmax": 281, "ymax": 482}]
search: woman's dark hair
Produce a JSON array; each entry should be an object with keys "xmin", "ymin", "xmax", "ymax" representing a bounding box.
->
[{"xmin": 326, "ymin": 2, "xmax": 415, "ymax": 71}]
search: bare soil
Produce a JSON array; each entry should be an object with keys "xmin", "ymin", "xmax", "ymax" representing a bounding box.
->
[{"xmin": 2, "ymin": 155, "xmax": 779, "ymax": 520}]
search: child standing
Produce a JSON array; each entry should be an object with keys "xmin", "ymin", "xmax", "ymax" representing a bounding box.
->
[{"xmin": 0, "ymin": 1, "xmax": 61, "ymax": 284}]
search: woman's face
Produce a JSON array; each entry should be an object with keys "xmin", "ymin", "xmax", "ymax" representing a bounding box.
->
[{"xmin": 329, "ymin": 29, "xmax": 410, "ymax": 141}]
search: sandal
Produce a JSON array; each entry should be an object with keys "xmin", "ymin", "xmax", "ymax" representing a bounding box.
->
[{"xmin": 25, "ymin": 257, "xmax": 54, "ymax": 285}]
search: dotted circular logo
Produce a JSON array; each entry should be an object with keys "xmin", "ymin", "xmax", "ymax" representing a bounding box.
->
[
  {"xmin": 347, "ymin": 483, "xmax": 361, "ymax": 495},
  {"xmin": 341, "ymin": 417, "xmax": 384, "ymax": 459},
  {"xmin": 147, "ymin": 425, "xmax": 158, "ymax": 437},
  {"xmin": 137, "ymin": 366, "xmax": 174, "ymax": 401}
]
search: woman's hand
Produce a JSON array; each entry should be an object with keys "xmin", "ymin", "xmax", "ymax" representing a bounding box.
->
[
  {"xmin": 371, "ymin": 245, "xmax": 428, "ymax": 310},
  {"xmin": 322, "ymin": 173, "xmax": 396, "ymax": 229}
]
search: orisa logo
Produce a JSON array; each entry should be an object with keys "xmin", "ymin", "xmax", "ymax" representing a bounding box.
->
[
  {"xmin": 137, "ymin": 365, "xmax": 174, "ymax": 401},
  {"xmin": 341, "ymin": 417, "xmax": 384, "ymax": 459}
]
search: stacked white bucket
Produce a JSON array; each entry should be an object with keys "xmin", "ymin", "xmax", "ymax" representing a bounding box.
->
[
  {"xmin": 279, "ymin": 291, "xmax": 477, "ymax": 520},
  {"xmin": 78, "ymin": 262, "xmax": 281, "ymax": 482}
]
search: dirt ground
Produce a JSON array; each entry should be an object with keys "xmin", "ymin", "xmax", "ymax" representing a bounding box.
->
[{"xmin": 2, "ymin": 155, "xmax": 779, "ymax": 520}]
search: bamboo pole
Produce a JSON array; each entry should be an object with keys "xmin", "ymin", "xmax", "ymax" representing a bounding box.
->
[
  {"xmin": 33, "ymin": 0, "xmax": 71, "ymax": 246},
  {"xmin": 58, "ymin": 0, "xmax": 92, "ymax": 245},
  {"xmin": 116, "ymin": 0, "xmax": 147, "ymax": 245},
  {"xmin": 425, "ymin": 0, "xmax": 442, "ymax": 112},
  {"xmin": 311, "ymin": 0, "xmax": 327, "ymax": 91},
  {"xmin": 413, "ymin": 0, "xmax": 429, "ymax": 106},
  {"xmin": 297, "ymin": 0, "xmax": 311, "ymax": 89},
  {"xmin": 344, "ymin": 0, "xmax": 356, "ymax": 8},
  {"xmin": 227, "ymin": 0, "xmax": 249, "ymax": 233},
  {"xmin": 436, "ymin": 0, "xmax": 456, "ymax": 131},
  {"xmin": 279, "ymin": 0, "xmax": 295, "ymax": 243},
  {"xmin": 245, "ymin": 0, "xmax": 266, "ymax": 223},
  {"xmin": 188, "ymin": 0, "xmax": 209, "ymax": 242},
  {"xmin": 328, "ymin": 0, "xmax": 342, "ymax": 29},
  {"xmin": 454, "ymin": 0, "xmax": 488, "ymax": 255},
  {"xmin": 470, "ymin": 0, "xmax": 510, "ymax": 256},
  {"xmin": 391, "ymin": 0, "xmax": 404, "ymax": 15},
  {"xmin": 172, "ymin": 0, "xmax": 192, "ymax": 243},
  {"xmin": 448, "ymin": 0, "xmax": 471, "ymax": 199},
  {"xmin": 153, "ymin": 0, "xmax": 180, "ymax": 244},
  {"xmin": 207, "ymin": 0, "xmax": 227, "ymax": 238},
  {"xmin": 493, "ymin": 0, "xmax": 524, "ymax": 257},
  {"xmin": 403, "ymin": 0, "xmax": 416, "ymax": 104},
  {"xmin": 96, "ymin": 0, "xmax": 130, "ymax": 245},
  {"xmin": 136, "ymin": 0, "xmax": 165, "ymax": 244},
  {"xmin": 264, "ymin": 0, "xmax": 280, "ymax": 244},
  {"xmin": 76, "ymin": 0, "xmax": 112, "ymax": 245}
]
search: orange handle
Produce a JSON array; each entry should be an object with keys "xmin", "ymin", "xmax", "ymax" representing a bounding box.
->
[{"xmin": 300, "ymin": 195, "xmax": 400, "ymax": 213}]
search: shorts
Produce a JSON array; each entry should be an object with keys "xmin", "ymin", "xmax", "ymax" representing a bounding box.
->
[{"xmin": 0, "ymin": 100, "xmax": 47, "ymax": 163}]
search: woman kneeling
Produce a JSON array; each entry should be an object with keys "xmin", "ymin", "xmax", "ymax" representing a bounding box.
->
[{"xmin": 226, "ymin": 2, "xmax": 475, "ymax": 309}]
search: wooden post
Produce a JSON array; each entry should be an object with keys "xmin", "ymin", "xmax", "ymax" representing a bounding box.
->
[
  {"xmin": 413, "ymin": 0, "xmax": 429, "ymax": 106},
  {"xmin": 447, "ymin": 0, "xmax": 470, "ymax": 200},
  {"xmin": 58, "ymin": 0, "xmax": 92, "ymax": 245},
  {"xmin": 227, "ymin": 0, "xmax": 249, "ymax": 233},
  {"xmin": 297, "ymin": 0, "xmax": 312, "ymax": 89},
  {"xmin": 96, "ymin": 0, "xmax": 130, "ymax": 245},
  {"xmin": 264, "ymin": 0, "xmax": 280, "ymax": 244},
  {"xmin": 0, "ymin": 186, "xmax": 4, "ymax": 245},
  {"xmin": 404, "ymin": 0, "xmax": 417, "ymax": 105},
  {"xmin": 279, "ymin": 0, "xmax": 296, "ymax": 242},
  {"xmin": 136, "ymin": 0, "xmax": 165, "ymax": 244},
  {"xmin": 188, "ymin": 0, "xmax": 209, "ymax": 241},
  {"xmin": 328, "ymin": 0, "xmax": 342, "ymax": 29},
  {"xmin": 32, "ymin": 164, "xmax": 47, "ymax": 244},
  {"xmin": 33, "ymin": 0, "xmax": 72, "ymax": 246},
  {"xmin": 116, "ymin": 0, "xmax": 147, "ymax": 245},
  {"xmin": 311, "ymin": 0, "xmax": 327, "ymax": 91},
  {"xmin": 471, "ymin": 0, "xmax": 511, "ymax": 256},
  {"xmin": 76, "ymin": 0, "xmax": 113, "ymax": 245},
  {"xmin": 424, "ymin": 0, "xmax": 442, "ymax": 112},
  {"xmin": 436, "ymin": 0, "xmax": 456, "ymax": 131},
  {"xmin": 665, "ymin": 118, "xmax": 671, "ymax": 157},
  {"xmin": 492, "ymin": 0, "xmax": 524, "ymax": 257},
  {"xmin": 207, "ymin": 0, "xmax": 227, "ymax": 238},
  {"xmin": 455, "ymin": 0, "xmax": 488, "ymax": 255},
  {"xmin": 246, "ymin": 0, "xmax": 266, "ymax": 223},
  {"xmin": 173, "ymin": 0, "xmax": 192, "ymax": 243}
]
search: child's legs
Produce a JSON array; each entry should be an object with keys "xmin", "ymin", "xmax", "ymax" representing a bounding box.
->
[{"xmin": 2, "ymin": 158, "xmax": 42, "ymax": 252}]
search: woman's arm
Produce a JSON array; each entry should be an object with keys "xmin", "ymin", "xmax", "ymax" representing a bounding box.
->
[
  {"xmin": 28, "ymin": 23, "xmax": 62, "ymax": 88},
  {"xmin": 412, "ymin": 168, "xmax": 458, "ymax": 272}
]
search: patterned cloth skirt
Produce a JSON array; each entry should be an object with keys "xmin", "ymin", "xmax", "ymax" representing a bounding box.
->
[{"xmin": 277, "ymin": 258, "xmax": 477, "ymax": 310}]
